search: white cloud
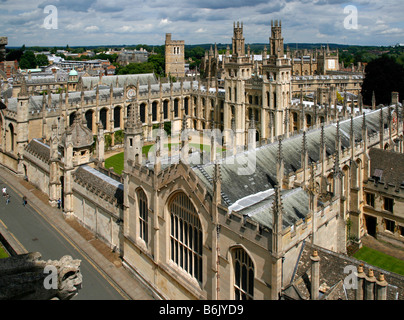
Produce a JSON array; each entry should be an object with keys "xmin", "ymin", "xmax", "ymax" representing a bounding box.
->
[
  {"xmin": 84, "ymin": 25, "xmax": 100, "ymax": 32},
  {"xmin": 0, "ymin": 0, "xmax": 403, "ymax": 46},
  {"xmin": 159, "ymin": 18, "xmax": 171, "ymax": 26}
]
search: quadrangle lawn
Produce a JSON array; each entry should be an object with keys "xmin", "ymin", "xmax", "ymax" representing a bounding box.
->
[
  {"xmin": 353, "ymin": 246, "xmax": 404, "ymax": 276},
  {"xmin": 105, "ymin": 143, "xmax": 225, "ymax": 175}
]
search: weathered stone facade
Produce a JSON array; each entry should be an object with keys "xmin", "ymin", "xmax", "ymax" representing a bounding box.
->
[
  {"xmin": 1, "ymin": 22, "xmax": 404, "ymax": 300},
  {"xmin": 165, "ymin": 33, "xmax": 185, "ymax": 78}
]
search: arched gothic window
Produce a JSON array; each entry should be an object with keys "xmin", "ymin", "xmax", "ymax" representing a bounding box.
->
[
  {"xmin": 233, "ymin": 248, "xmax": 254, "ymax": 300},
  {"xmin": 137, "ymin": 189, "xmax": 148, "ymax": 243},
  {"xmin": 169, "ymin": 192, "xmax": 202, "ymax": 283}
]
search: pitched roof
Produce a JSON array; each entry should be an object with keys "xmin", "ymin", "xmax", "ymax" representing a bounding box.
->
[
  {"xmin": 24, "ymin": 138, "xmax": 50, "ymax": 163},
  {"xmin": 193, "ymin": 107, "xmax": 391, "ymax": 207},
  {"xmin": 369, "ymin": 148, "xmax": 404, "ymax": 186},
  {"xmin": 73, "ymin": 165, "xmax": 123, "ymax": 205},
  {"xmin": 283, "ymin": 242, "xmax": 404, "ymax": 300},
  {"xmin": 81, "ymin": 73, "xmax": 158, "ymax": 89}
]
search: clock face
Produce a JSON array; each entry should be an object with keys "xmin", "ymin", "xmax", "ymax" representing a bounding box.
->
[{"xmin": 127, "ymin": 88, "xmax": 136, "ymax": 99}]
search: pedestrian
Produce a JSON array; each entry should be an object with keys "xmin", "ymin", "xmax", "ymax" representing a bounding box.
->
[
  {"xmin": 2, "ymin": 187, "xmax": 6, "ymax": 197},
  {"xmin": 57, "ymin": 198, "xmax": 61, "ymax": 209},
  {"xmin": 5, "ymin": 193, "xmax": 10, "ymax": 205},
  {"xmin": 22, "ymin": 196, "xmax": 27, "ymax": 206}
]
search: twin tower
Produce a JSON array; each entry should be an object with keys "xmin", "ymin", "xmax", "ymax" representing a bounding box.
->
[{"xmin": 164, "ymin": 20, "xmax": 286, "ymax": 79}]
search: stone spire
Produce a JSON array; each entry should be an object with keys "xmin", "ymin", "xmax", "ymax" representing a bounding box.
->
[
  {"xmin": 18, "ymin": 75, "xmax": 28, "ymax": 97},
  {"xmin": 276, "ymin": 138, "xmax": 284, "ymax": 187},
  {"xmin": 372, "ymin": 91, "xmax": 376, "ymax": 110},
  {"xmin": 213, "ymin": 162, "xmax": 222, "ymax": 204},
  {"xmin": 272, "ymin": 183, "xmax": 284, "ymax": 255},
  {"xmin": 301, "ymin": 130, "xmax": 308, "ymax": 187},
  {"xmin": 379, "ymin": 107, "xmax": 384, "ymax": 149}
]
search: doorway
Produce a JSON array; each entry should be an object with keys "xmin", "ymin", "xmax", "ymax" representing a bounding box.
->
[{"xmin": 365, "ymin": 215, "xmax": 377, "ymax": 237}]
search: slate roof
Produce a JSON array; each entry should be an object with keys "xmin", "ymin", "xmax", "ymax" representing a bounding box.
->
[
  {"xmin": 24, "ymin": 138, "xmax": 51, "ymax": 163},
  {"xmin": 60, "ymin": 112, "xmax": 94, "ymax": 149},
  {"xmin": 189, "ymin": 107, "xmax": 393, "ymax": 230},
  {"xmin": 239, "ymin": 187, "xmax": 313, "ymax": 229},
  {"xmin": 369, "ymin": 148, "xmax": 404, "ymax": 186},
  {"xmin": 73, "ymin": 165, "xmax": 123, "ymax": 205},
  {"xmin": 81, "ymin": 73, "xmax": 158, "ymax": 89},
  {"xmin": 283, "ymin": 242, "xmax": 404, "ymax": 300},
  {"xmin": 193, "ymin": 107, "xmax": 390, "ymax": 204},
  {"xmin": 4, "ymin": 78, "xmax": 197, "ymax": 114}
]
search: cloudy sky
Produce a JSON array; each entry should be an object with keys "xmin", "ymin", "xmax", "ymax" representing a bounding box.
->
[{"xmin": 1, "ymin": 0, "xmax": 403, "ymax": 47}]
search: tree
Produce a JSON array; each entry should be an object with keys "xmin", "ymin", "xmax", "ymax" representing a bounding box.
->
[
  {"xmin": 35, "ymin": 54, "xmax": 49, "ymax": 67},
  {"xmin": 19, "ymin": 50, "xmax": 37, "ymax": 69},
  {"xmin": 116, "ymin": 53, "xmax": 165, "ymax": 76},
  {"xmin": 6, "ymin": 49, "xmax": 23, "ymax": 62},
  {"xmin": 148, "ymin": 54, "xmax": 165, "ymax": 76},
  {"xmin": 361, "ymin": 55, "xmax": 404, "ymax": 106},
  {"xmin": 116, "ymin": 62, "xmax": 155, "ymax": 75}
]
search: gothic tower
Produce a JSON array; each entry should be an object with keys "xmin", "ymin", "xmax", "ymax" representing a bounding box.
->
[
  {"xmin": 232, "ymin": 21, "xmax": 245, "ymax": 58},
  {"xmin": 261, "ymin": 20, "xmax": 292, "ymax": 139},
  {"xmin": 165, "ymin": 33, "xmax": 185, "ymax": 78},
  {"xmin": 269, "ymin": 20, "xmax": 284, "ymax": 57},
  {"xmin": 223, "ymin": 22, "xmax": 254, "ymax": 150}
]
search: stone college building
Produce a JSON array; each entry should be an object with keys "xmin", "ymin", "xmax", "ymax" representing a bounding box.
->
[{"xmin": 1, "ymin": 21, "xmax": 404, "ymax": 300}]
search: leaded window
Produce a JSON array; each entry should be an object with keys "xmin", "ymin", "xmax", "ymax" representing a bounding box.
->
[
  {"xmin": 169, "ymin": 192, "xmax": 202, "ymax": 282},
  {"xmin": 233, "ymin": 248, "xmax": 254, "ymax": 300},
  {"xmin": 137, "ymin": 189, "xmax": 148, "ymax": 243}
]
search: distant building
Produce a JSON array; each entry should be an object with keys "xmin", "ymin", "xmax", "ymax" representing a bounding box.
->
[
  {"xmin": 165, "ymin": 33, "xmax": 185, "ymax": 78},
  {"xmin": 116, "ymin": 49, "xmax": 149, "ymax": 66}
]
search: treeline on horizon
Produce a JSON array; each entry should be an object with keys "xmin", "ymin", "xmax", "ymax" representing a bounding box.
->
[
  {"xmin": 5, "ymin": 42, "xmax": 404, "ymax": 67},
  {"xmin": 3, "ymin": 42, "xmax": 404, "ymax": 106}
]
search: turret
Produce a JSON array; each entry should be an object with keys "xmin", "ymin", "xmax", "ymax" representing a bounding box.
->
[
  {"xmin": 270, "ymin": 20, "xmax": 284, "ymax": 57},
  {"xmin": 16, "ymin": 75, "xmax": 29, "ymax": 174}
]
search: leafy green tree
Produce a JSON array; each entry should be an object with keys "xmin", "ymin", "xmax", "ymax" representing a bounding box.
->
[
  {"xmin": 362, "ymin": 55, "xmax": 404, "ymax": 105},
  {"xmin": 116, "ymin": 62, "xmax": 155, "ymax": 75},
  {"xmin": 148, "ymin": 54, "xmax": 165, "ymax": 76},
  {"xmin": 6, "ymin": 48, "xmax": 24, "ymax": 62},
  {"xmin": 35, "ymin": 54, "xmax": 49, "ymax": 66},
  {"xmin": 95, "ymin": 52, "xmax": 118, "ymax": 64},
  {"xmin": 19, "ymin": 50, "xmax": 37, "ymax": 69}
]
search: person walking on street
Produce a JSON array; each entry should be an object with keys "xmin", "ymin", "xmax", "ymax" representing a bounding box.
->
[
  {"xmin": 2, "ymin": 187, "xmax": 6, "ymax": 197},
  {"xmin": 5, "ymin": 193, "xmax": 10, "ymax": 205},
  {"xmin": 22, "ymin": 196, "xmax": 27, "ymax": 206}
]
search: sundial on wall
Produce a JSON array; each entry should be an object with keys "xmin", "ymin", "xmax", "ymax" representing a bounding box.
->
[{"xmin": 127, "ymin": 88, "xmax": 136, "ymax": 99}]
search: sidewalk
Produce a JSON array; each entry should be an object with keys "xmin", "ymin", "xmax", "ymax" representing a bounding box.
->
[{"xmin": 0, "ymin": 166, "xmax": 156, "ymax": 300}]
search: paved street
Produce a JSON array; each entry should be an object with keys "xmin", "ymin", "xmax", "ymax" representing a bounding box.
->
[{"xmin": 0, "ymin": 167, "xmax": 155, "ymax": 300}]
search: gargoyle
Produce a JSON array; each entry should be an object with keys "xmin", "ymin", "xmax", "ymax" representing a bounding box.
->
[{"xmin": 0, "ymin": 252, "xmax": 82, "ymax": 300}]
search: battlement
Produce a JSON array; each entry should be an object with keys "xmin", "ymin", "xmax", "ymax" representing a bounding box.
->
[
  {"xmin": 365, "ymin": 177, "xmax": 404, "ymax": 195},
  {"xmin": 219, "ymin": 207, "xmax": 273, "ymax": 251}
]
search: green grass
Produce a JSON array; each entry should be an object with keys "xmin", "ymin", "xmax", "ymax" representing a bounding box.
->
[
  {"xmin": 105, "ymin": 143, "xmax": 225, "ymax": 175},
  {"xmin": 105, "ymin": 152, "xmax": 125, "ymax": 174},
  {"xmin": 353, "ymin": 246, "xmax": 404, "ymax": 276},
  {"xmin": 0, "ymin": 244, "xmax": 9, "ymax": 259}
]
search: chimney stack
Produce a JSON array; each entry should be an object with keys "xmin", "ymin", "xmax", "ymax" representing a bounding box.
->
[
  {"xmin": 310, "ymin": 250, "xmax": 320, "ymax": 300},
  {"xmin": 365, "ymin": 268, "xmax": 376, "ymax": 300},
  {"xmin": 376, "ymin": 273, "xmax": 388, "ymax": 300}
]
